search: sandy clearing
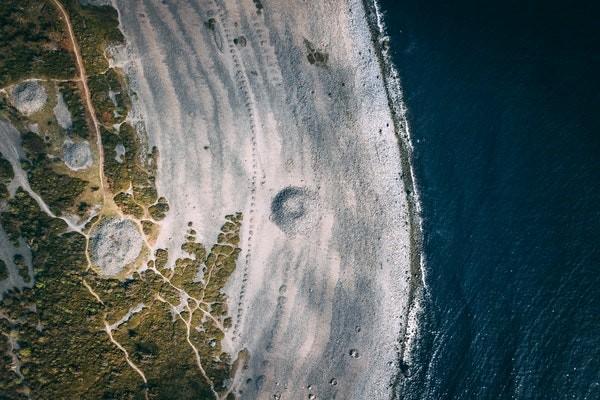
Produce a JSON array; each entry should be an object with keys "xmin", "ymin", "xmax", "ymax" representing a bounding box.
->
[
  {"xmin": 53, "ymin": 90, "xmax": 73, "ymax": 130},
  {"xmin": 112, "ymin": 0, "xmax": 413, "ymax": 398}
]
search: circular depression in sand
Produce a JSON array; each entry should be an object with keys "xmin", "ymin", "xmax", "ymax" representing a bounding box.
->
[
  {"xmin": 63, "ymin": 139, "xmax": 93, "ymax": 171},
  {"xmin": 270, "ymin": 186, "xmax": 318, "ymax": 236},
  {"xmin": 90, "ymin": 218, "xmax": 143, "ymax": 276},
  {"xmin": 10, "ymin": 80, "xmax": 47, "ymax": 115}
]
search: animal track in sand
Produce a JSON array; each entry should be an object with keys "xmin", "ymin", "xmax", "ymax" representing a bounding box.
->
[{"xmin": 209, "ymin": 1, "xmax": 261, "ymax": 341}]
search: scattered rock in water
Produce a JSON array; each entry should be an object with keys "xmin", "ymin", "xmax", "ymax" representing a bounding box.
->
[
  {"xmin": 53, "ymin": 91, "xmax": 73, "ymax": 130},
  {"xmin": 63, "ymin": 139, "xmax": 93, "ymax": 171},
  {"xmin": 90, "ymin": 218, "xmax": 143, "ymax": 276},
  {"xmin": 270, "ymin": 186, "xmax": 318, "ymax": 236},
  {"xmin": 10, "ymin": 80, "xmax": 47, "ymax": 115}
]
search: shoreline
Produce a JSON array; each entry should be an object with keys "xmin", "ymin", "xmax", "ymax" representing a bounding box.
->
[{"xmin": 361, "ymin": 0, "xmax": 426, "ymax": 391}]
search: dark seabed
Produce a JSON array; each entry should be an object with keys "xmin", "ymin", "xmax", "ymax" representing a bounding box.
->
[{"xmin": 379, "ymin": 0, "xmax": 599, "ymax": 399}]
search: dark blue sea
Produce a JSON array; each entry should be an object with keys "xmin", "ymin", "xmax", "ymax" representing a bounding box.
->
[{"xmin": 379, "ymin": 1, "xmax": 600, "ymax": 399}]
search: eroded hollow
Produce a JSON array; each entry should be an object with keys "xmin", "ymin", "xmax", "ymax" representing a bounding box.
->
[{"xmin": 270, "ymin": 186, "xmax": 318, "ymax": 236}]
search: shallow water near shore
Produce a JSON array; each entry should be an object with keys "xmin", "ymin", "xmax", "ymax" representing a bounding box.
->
[{"xmin": 380, "ymin": 0, "xmax": 600, "ymax": 398}]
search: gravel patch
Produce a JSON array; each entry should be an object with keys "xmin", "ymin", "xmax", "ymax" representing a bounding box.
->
[
  {"xmin": 53, "ymin": 91, "xmax": 73, "ymax": 130},
  {"xmin": 10, "ymin": 81, "xmax": 47, "ymax": 116},
  {"xmin": 90, "ymin": 218, "xmax": 143, "ymax": 276},
  {"xmin": 63, "ymin": 139, "xmax": 93, "ymax": 171}
]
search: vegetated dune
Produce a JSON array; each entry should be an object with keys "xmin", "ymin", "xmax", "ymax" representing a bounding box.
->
[{"xmin": 113, "ymin": 0, "xmax": 413, "ymax": 398}]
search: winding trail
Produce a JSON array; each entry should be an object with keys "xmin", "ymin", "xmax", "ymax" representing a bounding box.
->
[
  {"xmin": 50, "ymin": 0, "xmax": 107, "ymax": 201},
  {"xmin": 103, "ymin": 320, "xmax": 150, "ymax": 400}
]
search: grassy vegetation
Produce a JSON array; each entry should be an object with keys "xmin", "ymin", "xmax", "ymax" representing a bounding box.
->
[
  {"xmin": 0, "ymin": 188, "xmax": 144, "ymax": 398},
  {"xmin": 1, "ymin": 190, "xmax": 243, "ymax": 397},
  {"xmin": 0, "ymin": 2, "xmax": 244, "ymax": 397},
  {"xmin": 21, "ymin": 131, "xmax": 88, "ymax": 215},
  {"xmin": 0, "ymin": 259, "xmax": 7, "ymax": 280},
  {"xmin": 148, "ymin": 197, "xmax": 169, "ymax": 221},
  {"xmin": 113, "ymin": 192, "xmax": 144, "ymax": 219},
  {"xmin": 88, "ymin": 67, "xmax": 130, "ymax": 125},
  {"xmin": 103, "ymin": 122, "xmax": 163, "ymax": 219},
  {"xmin": 13, "ymin": 254, "xmax": 30, "ymax": 283},
  {"xmin": 57, "ymin": 81, "xmax": 89, "ymax": 139},
  {"xmin": 0, "ymin": 153, "xmax": 13, "ymax": 183},
  {"xmin": 0, "ymin": 152, "xmax": 13, "ymax": 201},
  {"xmin": 0, "ymin": 0, "xmax": 77, "ymax": 87},
  {"xmin": 63, "ymin": 0, "xmax": 124, "ymax": 76}
]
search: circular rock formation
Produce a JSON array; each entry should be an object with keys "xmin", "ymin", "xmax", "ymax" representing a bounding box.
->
[
  {"xmin": 63, "ymin": 139, "xmax": 93, "ymax": 171},
  {"xmin": 90, "ymin": 218, "xmax": 143, "ymax": 276},
  {"xmin": 270, "ymin": 186, "xmax": 318, "ymax": 236},
  {"xmin": 10, "ymin": 81, "xmax": 47, "ymax": 115}
]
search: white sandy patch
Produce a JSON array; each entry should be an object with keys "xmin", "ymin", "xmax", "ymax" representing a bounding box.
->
[
  {"xmin": 53, "ymin": 91, "xmax": 73, "ymax": 130},
  {"xmin": 28, "ymin": 123, "xmax": 39, "ymax": 134},
  {"xmin": 10, "ymin": 80, "xmax": 47, "ymax": 116},
  {"xmin": 63, "ymin": 139, "xmax": 93, "ymax": 171},
  {"xmin": 90, "ymin": 218, "xmax": 143, "ymax": 276},
  {"xmin": 114, "ymin": 143, "xmax": 126, "ymax": 163}
]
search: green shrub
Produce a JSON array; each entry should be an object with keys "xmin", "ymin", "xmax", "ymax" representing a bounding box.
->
[{"xmin": 0, "ymin": 0, "xmax": 77, "ymax": 86}]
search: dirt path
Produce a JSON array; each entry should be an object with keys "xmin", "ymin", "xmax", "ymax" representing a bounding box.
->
[{"xmin": 50, "ymin": 0, "xmax": 107, "ymax": 202}]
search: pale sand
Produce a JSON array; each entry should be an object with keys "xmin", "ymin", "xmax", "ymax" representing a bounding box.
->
[
  {"xmin": 112, "ymin": 0, "xmax": 414, "ymax": 398},
  {"xmin": 53, "ymin": 91, "xmax": 73, "ymax": 130}
]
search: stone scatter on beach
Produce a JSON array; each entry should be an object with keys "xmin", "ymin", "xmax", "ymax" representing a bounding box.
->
[
  {"xmin": 10, "ymin": 80, "xmax": 47, "ymax": 116},
  {"xmin": 63, "ymin": 139, "xmax": 93, "ymax": 171},
  {"xmin": 90, "ymin": 218, "xmax": 143, "ymax": 276}
]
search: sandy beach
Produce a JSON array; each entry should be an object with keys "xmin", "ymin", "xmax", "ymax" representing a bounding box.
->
[{"xmin": 112, "ymin": 0, "xmax": 419, "ymax": 398}]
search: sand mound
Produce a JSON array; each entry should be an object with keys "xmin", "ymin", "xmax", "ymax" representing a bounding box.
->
[
  {"xmin": 90, "ymin": 218, "xmax": 143, "ymax": 276},
  {"xmin": 63, "ymin": 139, "xmax": 93, "ymax": 170},
  {"xmin": 270, "ymin": 186, "xmax": 318, "ymax": 236},
  {"xmin": 53, "ymin": 92, "xmax": 73, "ymax": 130},
  {"xmin": 10, "ymin": 81, "xmax": 47, "ymax": 115}
]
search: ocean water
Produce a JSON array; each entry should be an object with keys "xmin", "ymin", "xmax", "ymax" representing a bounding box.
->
[{"xmin": 378, "ymin": 1, "xmax": 600, "ymax": 399}]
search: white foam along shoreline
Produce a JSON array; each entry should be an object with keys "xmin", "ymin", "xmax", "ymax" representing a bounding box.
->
[{"xmin": 365, "ymin": 0, "xmax": 427, "ymax": 377}]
